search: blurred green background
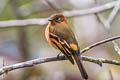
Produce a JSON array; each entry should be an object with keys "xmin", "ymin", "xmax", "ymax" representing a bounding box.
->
[{"xmin": 0, "ymin": 0, "xmax": 120, "ymax": 80}]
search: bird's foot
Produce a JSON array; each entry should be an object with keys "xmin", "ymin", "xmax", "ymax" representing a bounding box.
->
[{"xmin": 57, "ymin": 52, "xmax": 62, "ymax": 59}]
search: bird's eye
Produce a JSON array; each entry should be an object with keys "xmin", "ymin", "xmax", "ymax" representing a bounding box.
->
[{"xmin": 55, "ymin": 17, "xmax": 60, "ymax": 21}]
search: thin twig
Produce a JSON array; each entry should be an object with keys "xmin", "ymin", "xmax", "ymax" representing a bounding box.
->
[
  {"xmin": 0, "ymin": 36, "xmax": 120, "ymax": 76},
  {"xmin": 80, "ymin": 36, "xmax": 120, "ymax": 53},
  {"xmin": 96, "ymin": 13, "xmax": 110, "ymax": 30}
]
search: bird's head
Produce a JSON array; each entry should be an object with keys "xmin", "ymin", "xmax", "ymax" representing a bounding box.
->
[{"xmin": 48, "ymin": 13, "xmax": 67, "ymax": 25}]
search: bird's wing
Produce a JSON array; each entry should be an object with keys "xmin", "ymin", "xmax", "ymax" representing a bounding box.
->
[
  {"xmin": 49, "ymin": 24, "xmax": 78, "ymax": 64},
  {"xmin": 49, "ymin": 32, "xmax": 75, "ymax": 64}
]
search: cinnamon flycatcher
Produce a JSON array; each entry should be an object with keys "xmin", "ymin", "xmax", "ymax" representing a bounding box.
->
[{"xmin": 45, "ymin": 13, "xmax": 88, "ymax": 79}]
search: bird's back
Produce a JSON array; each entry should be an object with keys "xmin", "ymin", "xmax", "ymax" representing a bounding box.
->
[{"xmin": 50, "ymin": 23, "xmax": 78, "ymax": 46}]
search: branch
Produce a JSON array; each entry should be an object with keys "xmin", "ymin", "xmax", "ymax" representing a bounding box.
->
[
  {"xmin": 80, "ymin": 36, "xmax": 120, "ymax": 53},
  {"xmin": 0, "ymin": 1, "xmax": 117, "ymax": 27},
  {"xmin": 63, "ymin": 1, "xmax": 117, "ymax": 17},
  {"xmin": 0, "ymin": 18, "xmax": 48, "ymax": 28},
  {"xmin": 0, "ymin": 56, "xmax": 120, "ymax": 76},
  {"xmin": 0, "ymin": 36, "xmax": 120, "ymax": 76}
]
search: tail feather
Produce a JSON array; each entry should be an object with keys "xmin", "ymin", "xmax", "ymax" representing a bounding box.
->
[
  {"xmin": 73, "ymin": 53, "xmax": 88, "ymax": 79},
  {"xmin": 64, "ymin": 54, "xmax": 75, "ymax": 65}
]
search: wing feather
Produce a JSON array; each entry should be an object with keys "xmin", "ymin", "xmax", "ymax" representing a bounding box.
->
[{"xmin": 49, "ymin": 32, "xmax": 75, "ymax": 64}]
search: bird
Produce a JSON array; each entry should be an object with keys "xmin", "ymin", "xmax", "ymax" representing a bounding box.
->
[{"xmin": 45, "ymin": 13, "xmax": 88, "ymax": 79}]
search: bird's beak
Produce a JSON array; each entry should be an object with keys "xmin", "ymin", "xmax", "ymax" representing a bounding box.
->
[{"xmin": 48, "ymin": 18, "xmax": 53, "ymax": 21}]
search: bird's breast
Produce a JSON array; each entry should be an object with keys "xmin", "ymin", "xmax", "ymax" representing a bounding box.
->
[{"xmin": 45, "ymin": 22, "xmax": 59, "ymax": 50}]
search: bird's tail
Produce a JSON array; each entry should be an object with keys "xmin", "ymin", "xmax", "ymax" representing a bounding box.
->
[{"xmin": 73, "ymin": 52, "xmax": 88, "ymax": 79}]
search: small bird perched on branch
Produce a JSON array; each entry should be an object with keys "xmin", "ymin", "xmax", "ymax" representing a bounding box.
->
[{"xmin": 45, "ymin": 13, "xmax": 88, "ymax": 79}]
